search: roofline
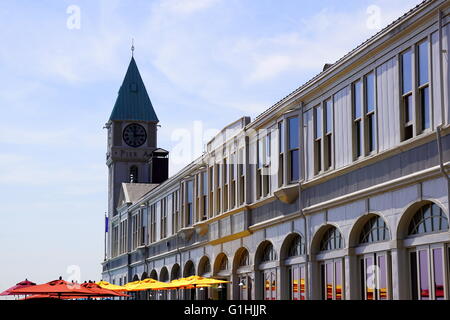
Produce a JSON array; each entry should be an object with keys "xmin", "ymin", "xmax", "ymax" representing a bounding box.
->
[{"xmin": 248, "ymin": 0, "xmax": 444, "ymax": 129}]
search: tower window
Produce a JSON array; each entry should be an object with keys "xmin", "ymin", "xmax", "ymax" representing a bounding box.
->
[{"xmin": 130, "ymin": 166, "xmax": 138, "ymax": 183}]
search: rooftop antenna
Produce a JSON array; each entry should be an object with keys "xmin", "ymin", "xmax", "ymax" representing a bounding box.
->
[{"xmin": 131, "ymin": 38, "xmax": 135, "ymax": 57}]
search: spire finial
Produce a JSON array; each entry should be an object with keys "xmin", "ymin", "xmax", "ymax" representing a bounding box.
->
[{"xmin": 131, "ymin": 38, "xmax": 135, "ymax": 57}]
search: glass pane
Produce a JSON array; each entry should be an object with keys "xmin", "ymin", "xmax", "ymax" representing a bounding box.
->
[
  {"xmin": 325, "ymin": 100, "xmax": 333, "ymax": 134},
  {"xmin": 299, "ymin": 265, "xmax": 306, "ymax": 300},
  {"xmin": 404, "ymin": 94, "xmax": 413, "ymax": 123},
  {"xmin": 355, "ymin": 120, "xmax": 362, "ymax": 157},
  {"xmin": 264, "ymin": 273, "xmax": 270, "ymax": 300},
  {"xmin": 353, "ymin": 81, "xmax": 362, "ymax": 119},
  {"xmin": 402, "ymin": 50, "xmax": 412, "ymax": 94},
  {"xmin": 288, "ymin": 117, "xmax": 299, "ymax": 149},
  {"xmin": 360, "ymin": 258, "xmax": 365, "ymax": 299},
  {"xmin": 202, "ymin": 172, "xmax": 207, "ymax": 195},
  {"xmin": 258, "ymin": 139, "xmax": 263, "ymax": 169},
  {"xmin": 433, "ymin": 248, "xmax": 445, "ymax": 300},
  {"xmin": 419, "ymin": 250, "xmax": 430, "ymax": 300},
  {"xmin": 315, "ymin": 106, "xmax": 323, "ymax": 139},
  {"xmin": 365, "ymin": 73, "xmax": 375, "ymax": 113},
  {"xmin": 187, "ymin": 180, "xmax": 193, "ymax": 203},
  {"xmin": 410, "ymin": 251, "xmax": 418, "ymax": 300},
  {"xmin": 326, "ymin": 263, "xmax": 333, "ymax": 300},
  {"xmin": 378, "ymin": 255, "xmax": 388, "ymax": 300},
  {"xmin": 365, "ymin": 257, "xmax": 375, "ymax": 300},
  {"xmin": 335, "ymin": 260, "xmax": 343, "ymax": 300},
  {"xmin": 271, "ymin": 272, "xmax": 277, "ymax": 300},
  {"xmin": 292, "ymin": 267, "xmax": 299, "ymax": 300},
  {"xmin": 418, "ymin": 41, "xmax": 429, "ymax": 86},
  {"xmin": 290, "ymin": 149, "xmax": 299, "ymax": 181},
  {"xmin": 278, "ymin": 122, "xmax": 284, "ymax": 153},
  {"xmin": 421, "ymin": 86, "xmax": 430, "ymax": 130},
  {"xmin": 368, "ymin": 114, "xmax": 376, "ymax": 152}
]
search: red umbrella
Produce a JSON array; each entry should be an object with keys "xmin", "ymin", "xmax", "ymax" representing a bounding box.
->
[
  {"xmin": 80, "ymin": 282, "xmax": 129, "ymax": 298},
  {"xmin": 10, "ymin": 279, "xmax": 98, "ymax": 298},
  {"xmin": 0, "ymin": 279, "xmax": 36, "ymax": 296}
]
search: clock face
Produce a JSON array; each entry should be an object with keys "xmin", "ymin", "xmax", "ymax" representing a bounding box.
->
[{"xmin": 123, "ymin": 123, "xmax": 147, "ymax": 147}]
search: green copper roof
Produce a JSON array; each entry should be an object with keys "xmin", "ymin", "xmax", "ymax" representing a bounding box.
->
[{"xmin": 109, "ymin": 57, "xmax": 159, "ymax": 123}]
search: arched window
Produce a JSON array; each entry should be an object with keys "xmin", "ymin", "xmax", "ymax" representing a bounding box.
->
[
  {"xmin": 261, "ymin": 243, "xmax": 277, "ymax": 262},
  {"xmin": 184, "ymin": 261, "xmax": 195, "ymax": 277},
  {"xmin": 130, "ymin": 166, "xmax": 138, "ymax": 183},
  {"xmin": 200, "ymin": 258, "xmax": 211, "ymax": 275},
  {"xmin": 219, "ymin": 255, "xmax": 228, "ymax": 270},
  {"xmin": 149, "ymin": 270, "xmax": 157, "ymax": 280},
  {"xmin": 287, "ymin": 234, "xmax": 305, "ymax": 257},
  {"xmin": 171, "ymin": 264, "xmax": 180, "ymax": 280},
  {"xmin": 160, "ymin": 268, "xmax": 169, "ymax": 282},
  {"xmin": 408, "ymin": 203, "xmax": 449, "ymax": 235},
  {"xmin": 239, "ymin": 250, "xmax": 250, "ymax": 267},
  {"xmin": 359, "ymin": 216, "xmax": 390, "ymax": 244},
  {"xmin": 320, "ymin": 227, "xmax": 343, "ymax": 251}
]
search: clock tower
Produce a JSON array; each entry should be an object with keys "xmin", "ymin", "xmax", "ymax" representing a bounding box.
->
[{"xmin": 105, "ymin": 55, "xmax": 159, "ymax": 221}]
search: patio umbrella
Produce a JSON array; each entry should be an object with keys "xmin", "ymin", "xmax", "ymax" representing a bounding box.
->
[
  {"xmin": 174, "ymin": 276, "xmax": 230, "ymax": 288},
  {"xmin": 125, "ymin": 278, "xmax": 174, "ymax": 291},
  {"xmin": 10, "ymin": 279, "xmax": 103, "ymax": 298},
  {"xmin": 80, "ymin": 282, "xmax": 129, "ymax": 298},
  {"xmin": 0, "ymin": 279, "xmax": 36, "ymax": 296},
  {"xmin": 96, "ymin": 281, "xmax": 127, "ymax": 291}
]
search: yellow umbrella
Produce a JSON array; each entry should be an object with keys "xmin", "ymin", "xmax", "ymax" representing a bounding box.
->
[
  {"xmin": 124, "ymin": 278, "xmax": 172, "ymax": 291},
  {"xmin": 96, "ymin": 281, "xmax": 127, "ymax": 291},
  {"xmin": 161, "ymin": 276, "xmax": 229, "ymax": 289}
]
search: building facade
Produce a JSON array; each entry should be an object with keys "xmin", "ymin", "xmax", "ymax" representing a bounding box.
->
[{"xmin": 101, "ymin": 0, "xmax": 450, "ymax": 300}]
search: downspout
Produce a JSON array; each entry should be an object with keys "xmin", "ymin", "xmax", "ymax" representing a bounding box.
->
[
  {"xmin": 436, "ymin": 10, "xmax": 450, "ymax": 215},
  {"xmin": 436, "ymin": 126, "xmax": 450, "ymax": 212},
  {"xmin": 299, "ymin": 101, "xmax": 310, "ymax": 299}
]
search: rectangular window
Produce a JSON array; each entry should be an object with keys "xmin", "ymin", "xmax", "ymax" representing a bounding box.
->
[
  {"xmin": 150, "ymin": 204, "xmax": 156, "ymax": 243},
  {"xmin": 238, "ymin": 148, "xmax": 245, "ymax": 205},
  {"xmin": 377, "ymin": 255, "xmax": 388, "ymax": 300},
  {"xmin": 410, "ymin": 251, "xmax": 418, "ymax": 300},
  {"xmin": 209, "ymin": 166, "xmax": 214, "ymax": 217},
  {"xmin": 401, "ymin": 50, "xmax": 414, "ymax": 140},
  {"xmin": 278, "ymin": 121, "xmax": 284, "ymax": 187},
  {"xmin": 230, "ymin": 153, "xmax": 236, "ymax": 209},
  {"xmin": 201, "ymin": 171, "xmax": 208, "ymax": 220},
  {"xmin": 365, "ymin": 72, "xmax": 376, "ymax": 153},
  {"xmin": 418, "ymin": 250, "xmax": 430, "ymax": 300},
  {"xmin": 322, "ymin": 259, "xmax": 344, "ymax": 300},
  {"xmin": 418, "ymin": 41, "xmax": 429, "ymax": 87},
  {"xmin": 324, "ymin": 100, "xmax": 333, "ymax": 170},
  {"xmin": 186, "ymin": 180, "xmax": 193, "ymax": 226},
  {"xmin": 257, "ymin": 138, "xmax": 263, "ymax": 198},
  {"xmin": 160, "ymin": 198, "xmax": 167, "ymax": 239},
  {"xmin": 411, "ymin": 246, "xmax": 447, "ymax": 300},
  {"xmin": 432, "ymin": 248, "xmax": 444, "ymax": 300},
  {"xmin": 314, "ymin": 106, "xmax": 322, "ymax": 174},
  {"xmin": 172, "ymin": 191, "xmax": 179, "ymax": 233},
  {"xmin": 223, "ymin": 158, "xmax": 228, "ymax": 212},
  {"xmin": 216, "ymin": 164, "xmax": 221, "ymax": 214},
  {"xmin": 418, "ymin": 40, "xmax": 430, "ymax": 132},
  {"xmin": 353, "ymin": 80, "xmax": 363, "ymax": 158},
  {"xmin": 288, "ymin": 117, "xmax": 299, "ymax": 182}
]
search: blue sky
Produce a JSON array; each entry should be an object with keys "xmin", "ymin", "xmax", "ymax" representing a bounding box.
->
[{"xmin": 0, "ymin": 0, "xmax": 420, "ymax": 293}]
